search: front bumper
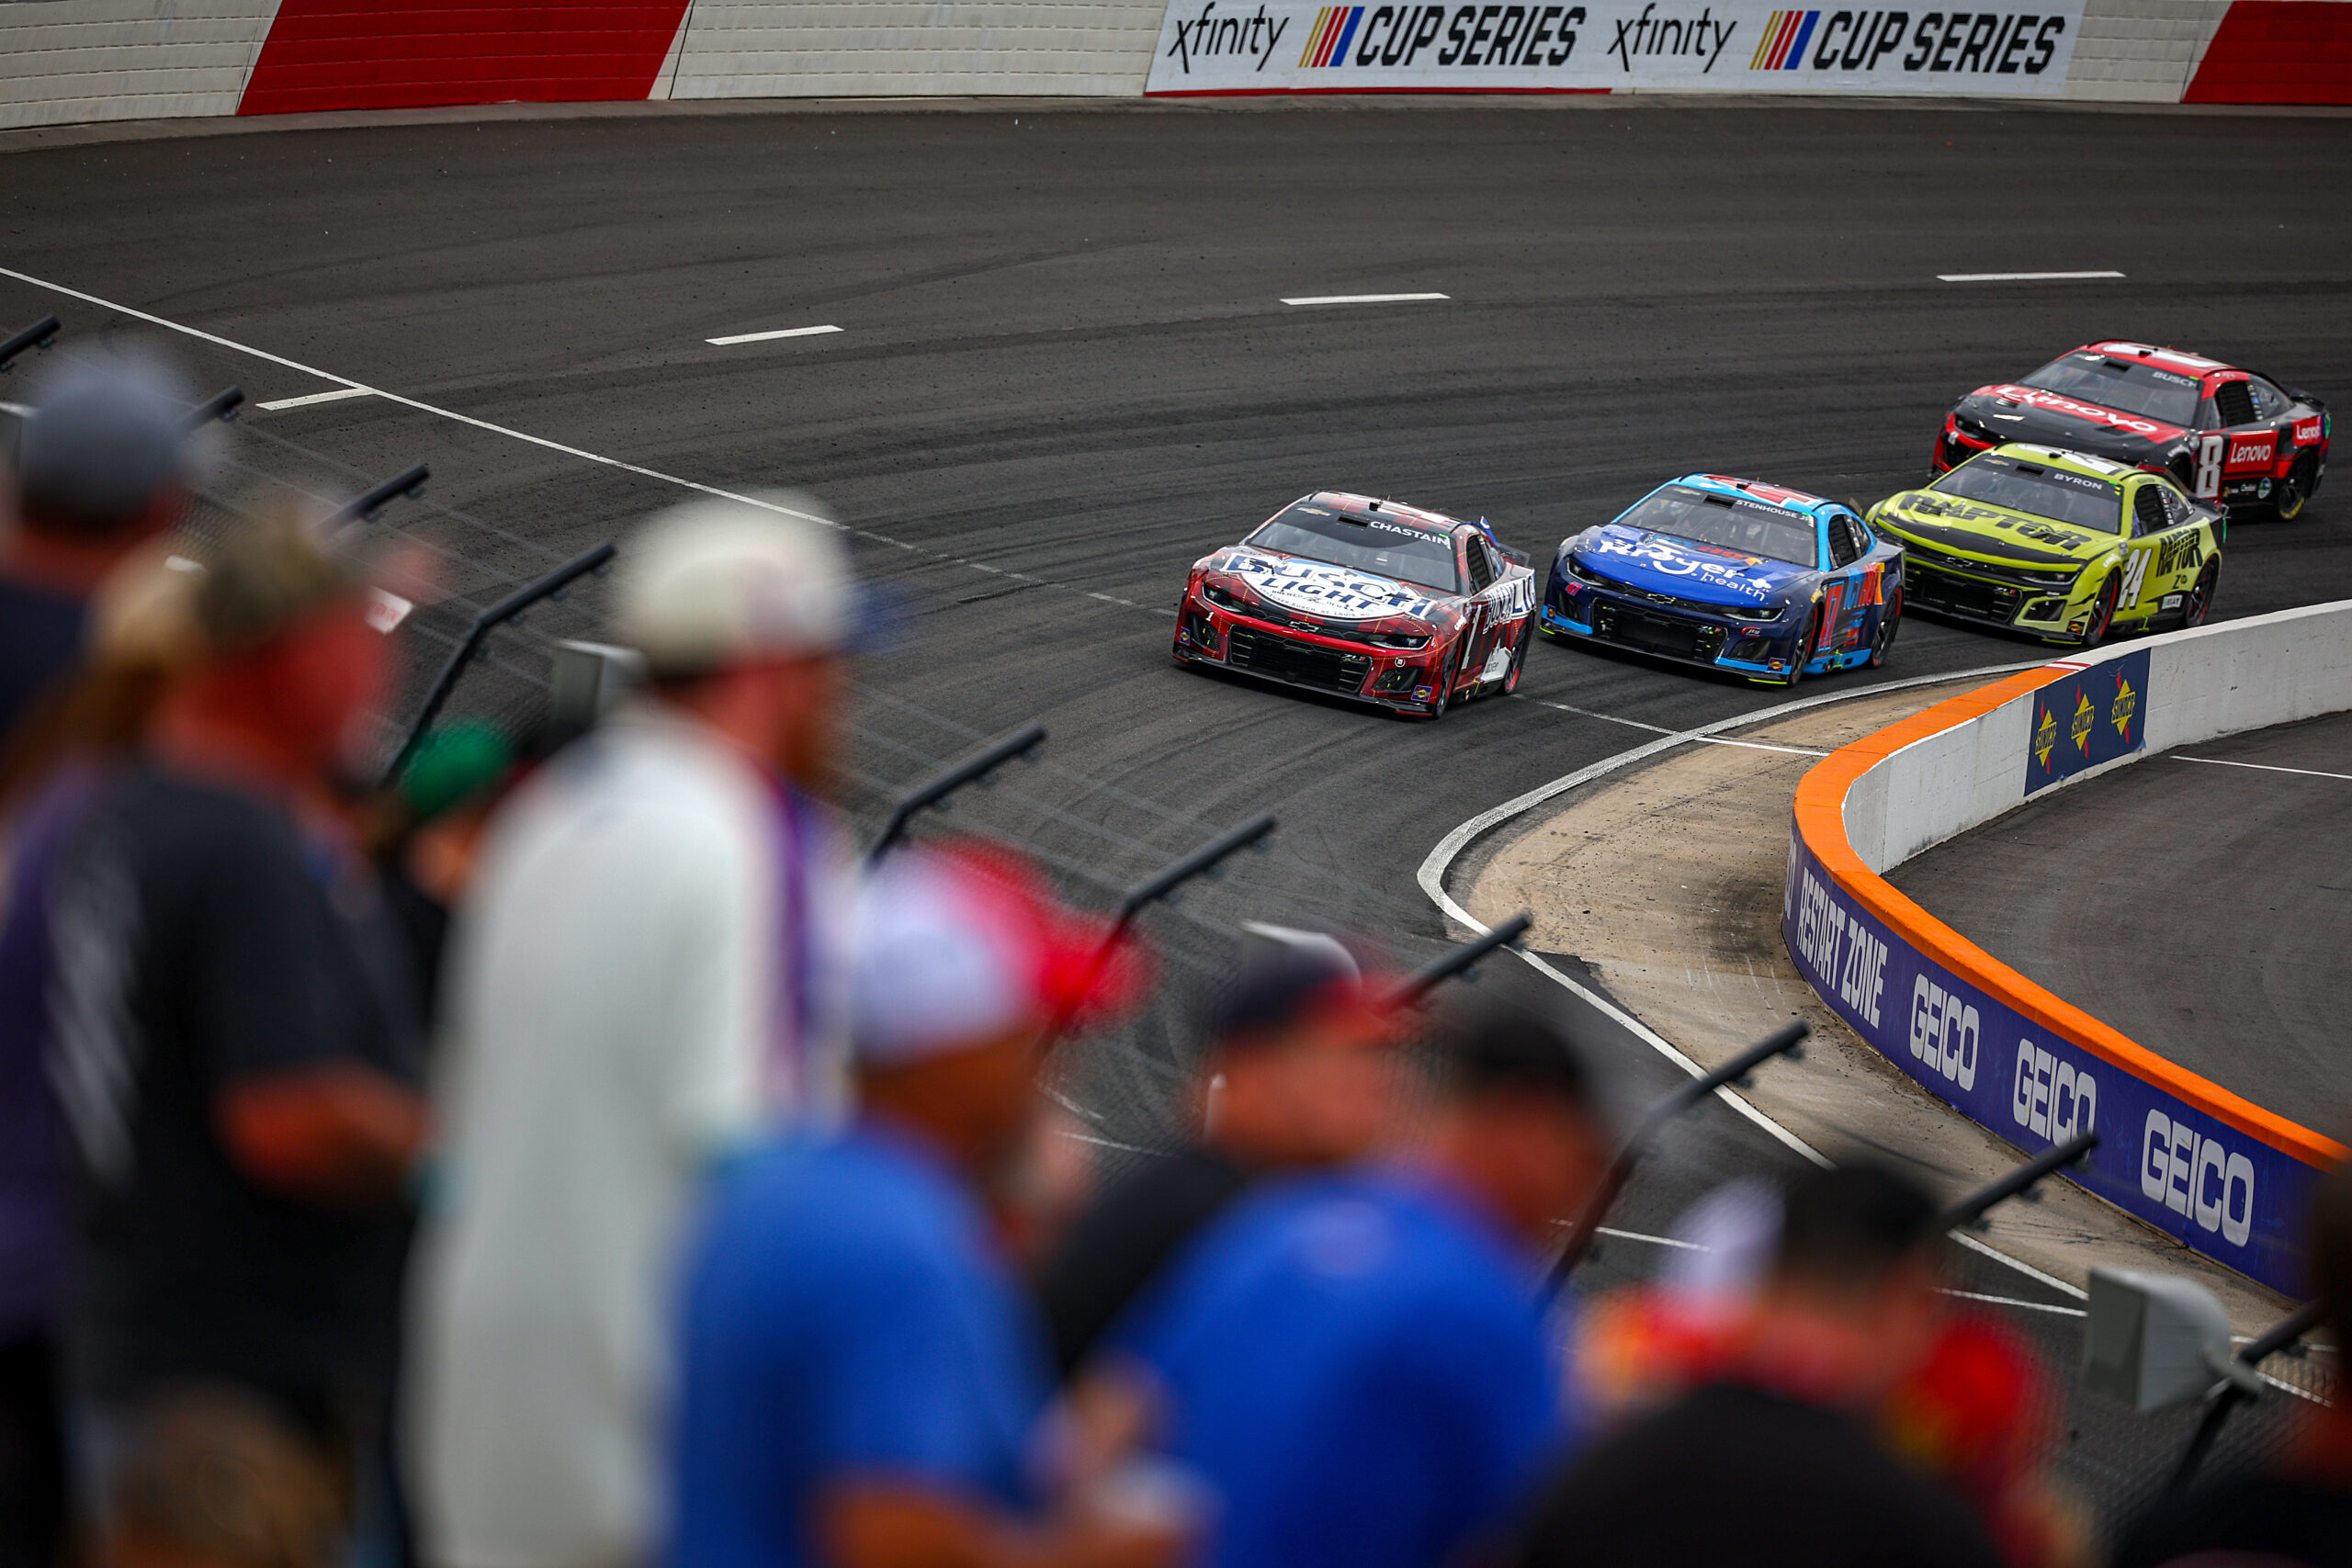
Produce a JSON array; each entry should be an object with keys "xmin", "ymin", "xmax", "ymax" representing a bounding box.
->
[
  {"xmin": 1898, "ymin": 556, "xmax": 2086, "ymax": 640},
  {"xmin": 1538, "ymin": 579, "xmax": 1804, "ymax": 681},
  {"xmin": 1174, "ymin": 595, "xmax": 1448, "ymax": 713}
]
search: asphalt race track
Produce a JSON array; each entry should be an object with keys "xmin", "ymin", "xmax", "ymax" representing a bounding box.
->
[
  {"xmin": 6, "ymin": 98, "xmax": 2350, "ymax": 1522},
  {"xmin": 1894, "ymin": 708, "xmax": 2352, "ymax": 1133}
]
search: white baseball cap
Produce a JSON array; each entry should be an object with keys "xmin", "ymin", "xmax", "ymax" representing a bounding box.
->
[
  {"xmin": 849, "ymin": 845, "xmax": 1116, "ymax": 1068},
  {"xmin": 615, "ymin": 493, "xmax": 857, "ymax": 676}
]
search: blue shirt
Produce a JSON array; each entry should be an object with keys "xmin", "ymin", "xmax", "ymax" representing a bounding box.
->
[
  {"xmin": 668, "ymin": 1123, "xmax": 1050, "ymax": 1568},
  {"xmin": 1120, "ymin": 1167, "xmax": 1569, "ymax": 1568}
]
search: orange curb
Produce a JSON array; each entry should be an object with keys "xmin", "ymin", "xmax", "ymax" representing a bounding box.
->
[{"xmin": 1792, "ymin": 669, "xmax": 2348, "ymax": 1171}]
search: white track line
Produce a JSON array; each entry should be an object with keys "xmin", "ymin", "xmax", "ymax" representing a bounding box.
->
[
  {"xmin": 706, "ymin": 324, "xmax": 842, "ymax": 346},
  {"xmin": 1527, "ymin": 700, "xmax": 1828, "ymax": 757},
  {"xmin": 0, "ymin": 265, "xmax": 1159, "ymax": 619},
  {"xmin": 2173, "ymin": 754, "xmax": 2352, "ymax": 783},
  {"xmin": 1280, "ymin": 292, "xmax": 1449, "ymax": 306},
  {"xmin": 255, "ymin": 386, "xmax": 374, "ymax": 412},
  {"xmin": 1937, "ymin": 270, "xmax": 2125, "ymax": 282},
  {"xmin": 1421, "ymin": 659, "xmax": 2091, "ymax": 1302}
]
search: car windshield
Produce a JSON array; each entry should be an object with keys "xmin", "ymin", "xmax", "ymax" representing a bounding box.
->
[
  {"xmin": 1612, "ymin": 485, "xmax": 1818, "ymax": 568},
  {"xmin": 2018, "ymin": 352, "xmax": 2202, "ymax": 427},
  {"xmin": 1247, "ymin": 503, "xmax": 1461, "ymax": 592},
  {"xmin": 1929, "ymin": 454, "xmax": 2124, "ymax": 535}
]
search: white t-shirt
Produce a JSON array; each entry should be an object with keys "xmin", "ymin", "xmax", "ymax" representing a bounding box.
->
[{"xmin": 406, "ymin": 704, "xmax": 846, "ymax": 1568}]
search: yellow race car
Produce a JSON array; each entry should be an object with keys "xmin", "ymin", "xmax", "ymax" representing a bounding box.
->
[{"xmin": 1868, "ymin": 444, "xmax": 2223, "ymax": 647}]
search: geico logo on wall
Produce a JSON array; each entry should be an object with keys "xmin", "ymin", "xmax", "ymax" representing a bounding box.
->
[
  {"xmin": 1144, "ymin": 0, "xmax": 2086, "ymax": 93},
  {"xmin": 1780, "ymin": 832, "xmax": 2321, "ymax": 1295}
]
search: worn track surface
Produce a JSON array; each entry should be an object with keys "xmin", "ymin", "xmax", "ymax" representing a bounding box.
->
[
  {"xmin": 6, "ymin": 99, "xmax": 2347, "ymax": 1525},
  {"xmin": 1895, "ymin": 709, "xmax": 2352, "ymax": 1131}
]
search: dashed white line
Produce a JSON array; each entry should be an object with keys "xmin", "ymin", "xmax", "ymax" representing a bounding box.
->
[
  {"xmin": 706, "ymin": 324, "xmax": 843, "ymax": 346},
  {"xmin": 1280, "ymin": 292, "xmax": 1450, "ymax": 307},
  {"xmin": 2172, "ymin": 753, "xmax": 2352, "ymax": 783},
  {"xmin": 1937, "ymin": 271, "xmax": 2125, "ymax": 282},
  {"xmin": 255, "ymin": 386, "xmax": 375, "ymax": 412},
  {"xmin": 0, "ymin": 265, "xmax": 1164, "ymax": 621}
]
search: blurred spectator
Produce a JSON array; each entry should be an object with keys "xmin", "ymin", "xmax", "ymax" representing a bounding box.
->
[
  {"xmin": 43, "ymin": 508, "xmax": 427, "ymax": 1568},
  {"xmin": 2114, "ymin": 1156, "xmax": 2352, "ymax": 1568},
  {"xmin": 1035, "ymin": 925, "xmax": 1398, "ymax": 1372},
  {"xmin": 409, "ymin": 498, "xmax": 860, "ymax": 1568},
  {"xmin": 0, "ymin": 353, "xmax": 202, "ymax": 1568},
  {"xmin": 1098, "ymin": 998, "xmax": 1608, "ymax": 1568},
  {"xmin": 667, "ymin": 844, "xmax": 1186, "ymax": 1568},
  {"xmin": 1515, "ymin": 1163, "xmax": 2004, "ymax": 1568},
  {"xmin": 0, "ymin": 350, "xmax": 198, "ymax": 746}
]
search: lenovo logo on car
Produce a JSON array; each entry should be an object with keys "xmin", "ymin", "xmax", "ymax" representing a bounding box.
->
[
  {"xmin": 2011, "ymin": 1039, "xmax": 2095, "ymax": 1144},
  {"xmin": 2141, "ymin": 1110, "xmax": 2255, "ymax": 1247},
  {"xmin": 2230, "ymin": 440, "xmax": 2273, "ymax": 466}
]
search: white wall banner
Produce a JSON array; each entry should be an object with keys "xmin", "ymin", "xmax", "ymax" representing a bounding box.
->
[{"xmin": 1143, "ymin": 0, "xmax": 2086, "ymax": 93}]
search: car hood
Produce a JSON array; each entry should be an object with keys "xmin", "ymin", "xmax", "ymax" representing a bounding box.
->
[
  {"xmin": 1874, "ymin": 491, "xmax": 2114, "ymax": 565},
  {"xmin": 1957, "ymin": 385, "xmax": 2188, "ymax": 459},
  {"xmin": 1218, "ymin": 547, "xmax": 1448, "ymax": 621},
  {"xmin": 1572, "ymin": 525, "xmax": 1812, "ymax": 608}
]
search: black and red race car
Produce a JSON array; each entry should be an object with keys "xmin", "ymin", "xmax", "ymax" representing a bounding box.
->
[
  {"xmin": 1935, "ymin": 342, "xmax": 2330, "ymax": 521},
  {"xmin": 1173, "ymin": 491, "xmax": 1535, "ymax": 718}
]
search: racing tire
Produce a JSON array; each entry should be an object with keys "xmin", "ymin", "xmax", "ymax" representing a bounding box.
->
[
  {"xmin": 2181, "ymin": 558, "xmax": 2220, "ymax": 629},
  {"xmin": 1498, "ymin": 630, "xmax": 1529, "ymax": 696},
  {"xmin": 1780, "ymin": 609, "xmax": 1817, "ymax": 688},
  {"xmin": 2273, "ymin": 457, "xmax": 2316, "ymax": 522},
  {"xmin": 2078, "ymin": 575, "xmax": 2120, "ymax": 649},
  {"xmin": 1424, "ymin": 646, "xmax": 1461, "ymax": 721},
  {"xmin": 1867, "ymin": 592, "xmax": 1902, "ymax": 670}
]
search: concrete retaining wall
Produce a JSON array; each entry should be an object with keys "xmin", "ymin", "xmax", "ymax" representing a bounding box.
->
[
  {"xmin": 1789, "ymin": 605, "xmax": 2352, "ymax": 1293},
  {"xmin": 0, "ymin": 0, "xmax": 2345, "ymax": 128}
]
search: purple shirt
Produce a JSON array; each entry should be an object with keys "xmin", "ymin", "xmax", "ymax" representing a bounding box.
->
[{"xmin": 0, "ymin": 768, "xmax": 92, "ymax": 1335}]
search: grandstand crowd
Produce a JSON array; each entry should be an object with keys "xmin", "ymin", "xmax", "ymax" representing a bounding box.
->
[{"xmin": 2, "ymin": 348, "xmax": 2346, "ymax": 1568}]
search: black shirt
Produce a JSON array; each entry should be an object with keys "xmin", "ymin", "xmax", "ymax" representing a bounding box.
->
[
  {"xmin": 46, "ymin": 765, "xmax": 424, "ymax": 1423},
  {"xmin": 1516, "ymin": 1382, "xmax": 2007, "ymax": 1568},
  {"xmin": 1035, "ymin": 1143, "xmax": 1251, "ymax": 1373},
  {"xmin": 2115, "ymin": 1471, "xmax": 2352, "ymax": 1568},
  {"xmin": 0, "ymin": 577, "xmax": 85, "ymax": 748}
]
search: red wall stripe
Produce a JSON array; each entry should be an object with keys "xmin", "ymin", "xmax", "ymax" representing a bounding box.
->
[
  {"xmin": 2184, "ymin": 0, "xmax": 2352, "ymax": 104},
  {"xmin": 239, "ymin": 2, "xmax": 693, "ymax": 115}
]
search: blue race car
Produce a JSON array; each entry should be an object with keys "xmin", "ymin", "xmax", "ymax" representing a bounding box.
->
[{"xmin": 1538, "ymin": 474, "xmax": 1904, "ymax": 686}]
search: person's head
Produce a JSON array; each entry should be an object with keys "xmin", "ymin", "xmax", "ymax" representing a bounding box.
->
[
  {"xmin": 616, "ymin": 495, "xmax": 856, "ymax": 792},
  {"xmin": 1417, "ymin": 998, "xmax": 1611, "ymax": 1249},
  {"xmin": 1198, "ymin": 925, "xmax": 1400, "ymax": 1169},
  {"xmin": 1755, "ymin": 1162, "xmax": 1948, "ymax": 1400},
  {"xmin": 9, "ymin": 349, "xmax": 205, "ymax": 585},
  {"xmin": 848, "ymin": 844, "xmax": 1109, "ymax": 1185}
]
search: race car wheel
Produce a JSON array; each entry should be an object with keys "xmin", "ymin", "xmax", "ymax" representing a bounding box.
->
[
  {"xmin": 1426, "ymin": 647, "xmax": 1460, "ymax": 721},
  {"xmin": 1499, "ymin": 630, "xmax": 1529, "ymax": 696},
  {"xmin": 2273, "ymin": 457, "xmax": 2315, "ymax": 521},
  {"xmin": 1867, "ymin": 592, "xmax": 1902, "ymax": 670},
  {"xmin": 2079, "ymin": 576, "xmax": 2119, "ymax": 649},
  {"xmin": 1782, "ymin": 608, "xmax": 1817, "ymax": 688},
  {"xmin": 2182, "ymin": 558, "xmax": 2220, "ymax": 628}
]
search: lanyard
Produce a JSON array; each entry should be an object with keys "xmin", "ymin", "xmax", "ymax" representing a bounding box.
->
[{"xmin": 770, "ymin": 783, "xmax": 817, "ymax": 1111}]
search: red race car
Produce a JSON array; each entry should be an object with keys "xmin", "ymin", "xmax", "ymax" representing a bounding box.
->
[
  {"xmin": 1173, "ymin": 491, "xmax": 1534, "ymax": 719},
  {"xmin": 1935, "ymin": 341, "xmax": 2330, "ymax": 521}
]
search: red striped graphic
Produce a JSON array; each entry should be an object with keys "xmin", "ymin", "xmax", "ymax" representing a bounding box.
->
[
  {"xmin": 2184, "ymin": 0, "xmax": 2352, "ymax": 103},
  {"xmin": 238, "ymin": 1, "xmax": 691, "ymax": 115},
  {"xmin": 1764, "ymin": 9, "xmax": 1803, "ymax": 67},
  {"xmin": 1313, "ymin": 8, "xmax": 1347, "ymax": 66}
]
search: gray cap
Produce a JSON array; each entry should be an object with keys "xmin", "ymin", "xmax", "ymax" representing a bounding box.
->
[{"xmin": 16, "ymin": 349, "xmax": 207, "ymax": 538}]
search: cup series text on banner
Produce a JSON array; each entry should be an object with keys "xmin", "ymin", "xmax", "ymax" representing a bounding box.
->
[{"xmin": 1144, "ymin": 0, "xmax": 2085, "ymax": 92}]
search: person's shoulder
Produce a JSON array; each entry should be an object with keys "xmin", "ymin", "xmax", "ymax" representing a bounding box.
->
[
  {"xmin": 708, "ymin": 1133, "xmax": 978, "ymax": 1269},
  {"xmin": 92, "ymin": 765, "xmax": 300, "ymax": 864}
]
